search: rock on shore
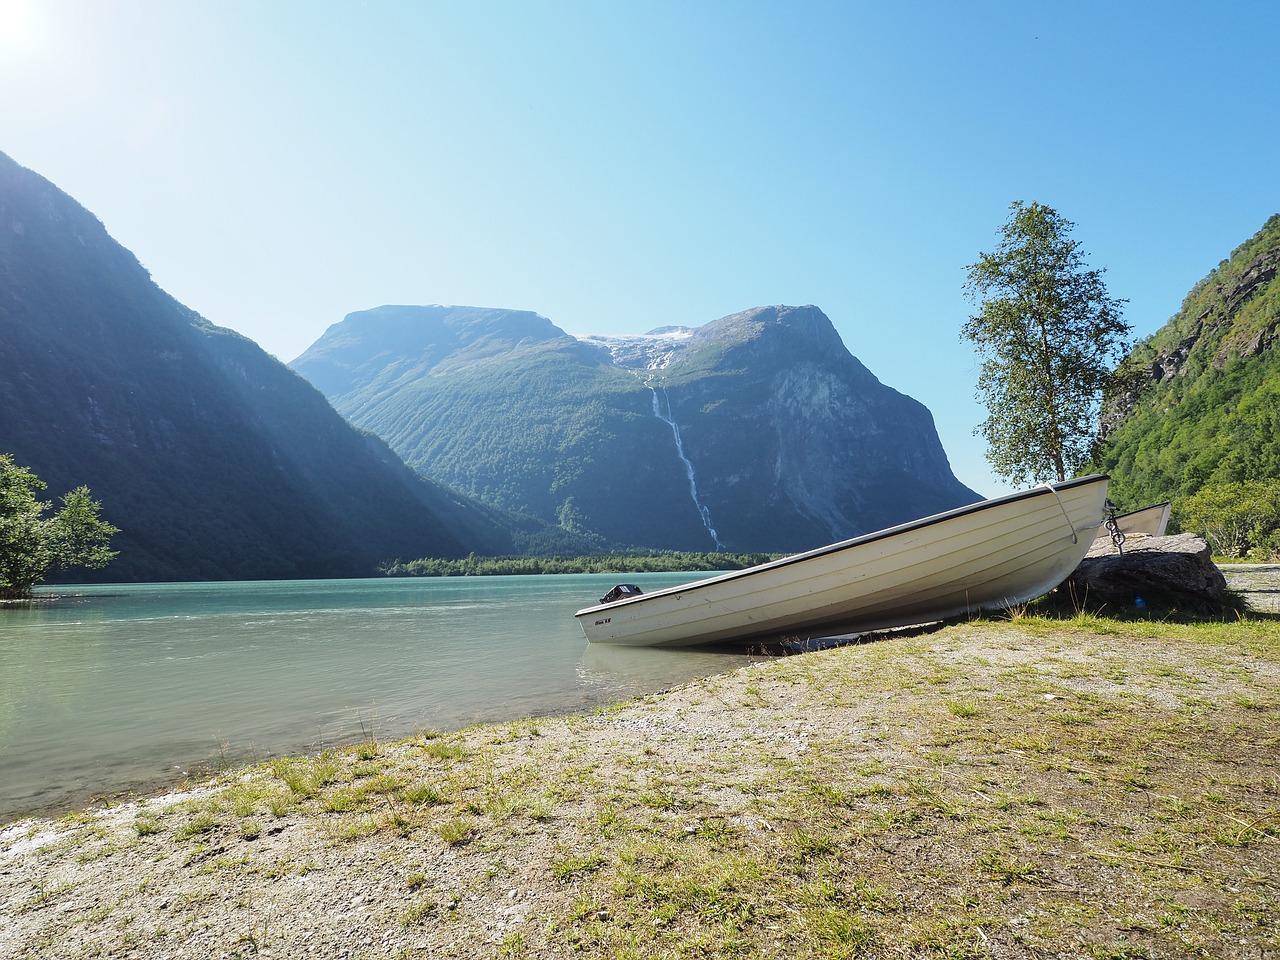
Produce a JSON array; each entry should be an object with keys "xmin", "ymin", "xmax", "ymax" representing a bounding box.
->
[{"xmin": 1069, "ymin": 532, "xmax": 1228, "ymax": 610}]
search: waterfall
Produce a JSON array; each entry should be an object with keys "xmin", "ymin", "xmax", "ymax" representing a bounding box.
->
[{"xmin": 648, "ymin": 382, "xmax": 724, "ymax": 551}]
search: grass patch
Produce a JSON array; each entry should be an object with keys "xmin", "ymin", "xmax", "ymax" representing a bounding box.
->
[
  {"xmin": 531, "ymin": 614, "xmax": 1280, "ymax": 958},
  {"xmin": 435, "ymin": 817, "xmax": 475, "ymax": 847},
  {"xmin": 552, "ymin": 851, "xmax": 606, "ymax": 881},
  {"xmin": 172, "ymin": 811, "xmax": 218, "ymax": 841}
]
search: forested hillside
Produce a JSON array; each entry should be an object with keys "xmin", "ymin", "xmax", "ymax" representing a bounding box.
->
[
  {"xmin": 294, "ymin": 305, "xmax": 693, "ymax": 547},
  {"xmin": 1095, "ymin": 214, "xmax": 1280, "ymax": 556}
]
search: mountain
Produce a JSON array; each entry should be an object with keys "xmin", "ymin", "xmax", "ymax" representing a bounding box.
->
[
  {"xmin": 292, "ymin": 304, "xmax": 980, "ymax": 552},
  {"xmin": 1096, "ymin": 214, "xmax": 1280, "ymax": 507},
  {"xmin": 0, "ymin": 150, "xmax": 532, "ymax": 583}
]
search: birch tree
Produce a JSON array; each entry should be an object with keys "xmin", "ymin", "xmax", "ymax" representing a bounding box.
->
[{"xmin": 962, "ymin": 201, "xmax": 1130, "ymax": 486}]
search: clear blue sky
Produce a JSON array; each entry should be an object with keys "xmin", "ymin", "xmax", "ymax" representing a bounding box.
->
[{"xmin": 3, "ymin": 0, "xmax": 1277, "ymax": 498}]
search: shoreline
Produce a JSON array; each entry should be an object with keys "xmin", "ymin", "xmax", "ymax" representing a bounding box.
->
[
  {"xmin": 6, "ymin": 564, "xmax": 1275, "ymax": 826},
  {"xmin": 2, "ymin": 573, "xmax": 768, "ymax": 826},
  {"xmin": 3, "ymin": 613, "xmax": 1277, "ymax": 959}
]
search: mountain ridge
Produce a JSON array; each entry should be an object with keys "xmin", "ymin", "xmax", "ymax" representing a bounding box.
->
[
  {"xmin": 0, "ymin": 150, "xmax": 536, "ymax": 582},
  {"xmin": 293, "ymin": 303, "xmax": 980, "ymax": 553}
]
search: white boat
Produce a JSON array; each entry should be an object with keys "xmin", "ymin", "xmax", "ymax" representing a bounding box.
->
[
  {"xmin": 1092, "ymin": 501, "xmax": 1171, "ymax": 546},
  {"xmin": 576, "ymin": 474, "xmax": 1110, "ymax": 647}
]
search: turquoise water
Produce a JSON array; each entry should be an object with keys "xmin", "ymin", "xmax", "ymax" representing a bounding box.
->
[{"xmin": 0, "ymin": 573, "xmax": 751, "ymax": 821}]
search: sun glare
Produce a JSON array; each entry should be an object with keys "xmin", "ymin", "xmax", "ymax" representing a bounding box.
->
[{"xmin": 0, "ymin": 0, "xmax": 45, "ymax": 62}]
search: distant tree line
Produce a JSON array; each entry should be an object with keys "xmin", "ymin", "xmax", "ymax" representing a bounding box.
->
[{"xmin": 380, "ymin": 551, "xmax": 780, "ymax": 578}]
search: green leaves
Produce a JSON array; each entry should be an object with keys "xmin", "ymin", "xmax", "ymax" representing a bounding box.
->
[
  {"xmin": 0, "ymin": 454, "xmax": 119, "ymax": 599},
  {"xmin": 1177, "ymin": 480, "xmax": 1280, "ymax": 560},
  {"xmin": 0, "ymin": 455, "xmax": 54, "ymax": 598},
  {"xmin": 47, "ymin": 486, "xmax": 120, "ymax": 572},
  {"xmin": 963, "ymin": 202, "xmax": 1130, "ymax": 486}
]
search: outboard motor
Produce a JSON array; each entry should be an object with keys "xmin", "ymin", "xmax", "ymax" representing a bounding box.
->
[{"xmin": 599, "ymin": 584, "xmax": 644, "ymax": 605}]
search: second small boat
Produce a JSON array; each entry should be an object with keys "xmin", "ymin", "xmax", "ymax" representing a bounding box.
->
[{"xmin": 1093, "ymin": 501, "xmax": 1171, "ymax": 546}]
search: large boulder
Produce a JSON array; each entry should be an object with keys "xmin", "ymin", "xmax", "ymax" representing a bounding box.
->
[{"xmin": 1066, "ymin": 533, "xmax": 1228, "ymax": 611}]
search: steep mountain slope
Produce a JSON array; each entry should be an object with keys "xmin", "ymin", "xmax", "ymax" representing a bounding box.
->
[
  {"xmin": 611, "ymin": 306, "xmax": 982, "ymax": 549},
  {"xmin": 0, "ymin": 150, "xmax": 524, "ymax": 582},
  {"xmin": 293, "ymin": 304, "xmax": 980, "ymax": 552},
  {"xmin": 1096, "ymin": 214, "xmax": 1280, "ymax": 507},
  {"xmin": 293, "ymin": 305, "xmax": 712, "ymax": 550}
]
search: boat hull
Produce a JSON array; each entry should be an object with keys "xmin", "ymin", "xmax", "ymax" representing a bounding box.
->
[
  {"xmin": 576, "ymin": 475, "xmax": 1110, "ymax": 647},
  {"xmin": 1093, "ymin": 501, "xmax": 1171, "ymax": 546}
]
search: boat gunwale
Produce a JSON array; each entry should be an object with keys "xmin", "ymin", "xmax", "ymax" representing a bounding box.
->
[{"xmin": 575, "ymin": 474, "xmax": 1110, "ymax": 619}]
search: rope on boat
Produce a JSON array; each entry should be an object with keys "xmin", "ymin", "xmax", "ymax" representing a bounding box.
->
[{"xmin": 1040, "ymin": 482, "xmax": 1078, "ymax": 544}]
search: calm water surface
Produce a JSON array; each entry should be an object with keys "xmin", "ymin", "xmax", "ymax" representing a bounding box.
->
[{"xmin": 0, "ymin": 573, "xmax": 755, "ymax": 821}]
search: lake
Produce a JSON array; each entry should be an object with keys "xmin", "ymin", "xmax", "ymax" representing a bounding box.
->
[{"xmin": 0, "ymin": 573, "xmax": 757, "ymax": 822}]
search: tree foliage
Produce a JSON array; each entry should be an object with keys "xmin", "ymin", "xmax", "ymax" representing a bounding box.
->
[
  {"xmin": 962, "ymin": 202, "xmax": 1130, "ymax": 486},
  {"xmin": 0, "ymin": 454, "xmax": 119, "ymax": 599},
  {"xmin": 1177, "ymin": 480, "xmax": 1280, "ymax": 560}
]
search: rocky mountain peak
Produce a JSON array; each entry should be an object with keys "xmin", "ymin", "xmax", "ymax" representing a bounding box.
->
[
  {"xmin": 293, "ymin": 302, "xmax": 979, "ymax": 552},
  {"xmin": 580, "ymin": 305, "xmax": 861, "ymax": 379},
  {"xmin": 295, "ymin": 304, "xmax": 566, "ymax": 398}
]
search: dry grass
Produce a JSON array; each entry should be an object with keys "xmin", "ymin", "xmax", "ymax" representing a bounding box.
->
[{"xmin": 2, "ymin": 612, "xmax": 1277, "ymax": 959}]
